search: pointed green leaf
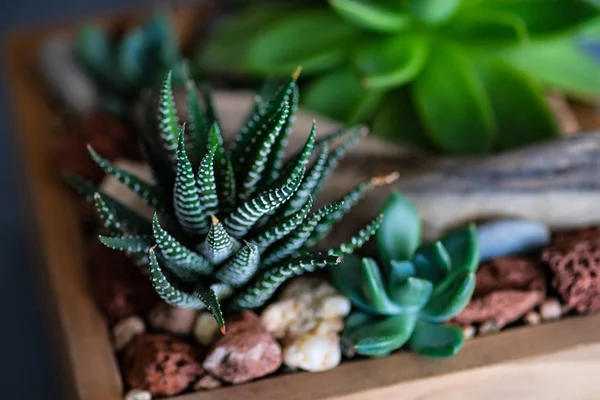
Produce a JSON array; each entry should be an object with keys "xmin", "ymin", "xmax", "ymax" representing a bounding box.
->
[
  {"xmin": 219, "ymin": 155, "xmax": 237, "ymax": 215},
  {"xmin": 262, "ymin": 201, "xmax": 344, "ymax": 268},
  {"xmin": 329, "ymin": 214, "xmax": 383, "ymax": 257},
  {"xmin": 148, "ymin": 248, "xmax": 205, "ymax": 308},
  {"xmin": 99, "ymin": 235, "xmax": 151, "ymax": 254},
  {"xmin": 92, "ymin": 192, "xmax": 124, "ymax": 234},
  {"xmin": 448, "ymin": 9, "xmax": 529, "ymax": 45},
  {"xmin": 152, "ymin": 214, "xmax": 212, "ymax": 279},
  {"xmin": 330, "ymin": 0, "xmax": 410, "ymax": 33},
  {"xmin": 409, "ymin": 320, "xmax": 465, "ymax": 358},
  {"xmin": 249, "ymin": 197, "xmax": 313, "ymax": 252},
  {"xmin": 412, "ymin": 41, "xmax": 495, "ymax": 154},
  {"xmin": 194, "ymin": 286, "xmax": 226, "ymax": 332},
  {"xmin": 197, "ymin": 147, "xmax": 219, "ymax": 217},
  {"xmin": 157, "ymin": 71, "xmax": 181, "ymax": 161},
  {"xmin": 377, "ymin": 190, "xmax": 421, "ymax": 269},
  {"xmin": 173, "ymin": 126, "xmax": 207, "ymax": 234},
  {"xmin": 344, "ymin": 313, "xmax": 418, "ymax": 357},
  {"xmin": 87, "ymin": 145, "xmax": 164, "ymax": 210},
  {"xmin": 355, "ymin": 33, "xmax": 429, "ymax": 89},
  {"xmin": 186, "ymin": 78, "xmax": 209, "ymax": 165},
  {"xmin": 475, "ymin": 58, "xmax": 559, "ymax": 151},
  {"xmin": 244, "ymin": 10, "xmax": 360, "ymax": 75},
  {"xmin": 199, "ymin": 215, "xmax": 239, "ymax": 264},
  {"xmin": 232, "ymin": 254, "xmax": 341, "ymax": 309},
  {"xmin": 421, "ymin": 271, "xmax": 476, "ymax": 322},
  {"xmin": 216, "ymin": 241, "xmax": 260, "ymax": 287}
]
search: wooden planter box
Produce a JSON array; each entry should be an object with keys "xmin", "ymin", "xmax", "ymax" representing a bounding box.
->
[{"xmin": 5, "ymin": 4, "xmax": 600, "ymax": 400}]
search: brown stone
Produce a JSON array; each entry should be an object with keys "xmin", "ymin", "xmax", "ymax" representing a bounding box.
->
[
  {"xmin": 52, "ymin": 112, "xmax": 141, "ymax": 184},
  {"xmin": 86, "ymin": 241, "xmax": 159, "ymax": 321},
  {"xmin": 148, "ymin": 303, "xmax": 198, "ymax": 336},
  {"xmin": 542, "ymin": 233, "xmax": 600, "ymax": 314},
  {"xmin": 203, "ymin": 311, "xmax": 282, "ymax": 384},
  {"xmin": 454, "ymin": 257, "xmax": 547, "ymax": 328},
  {"xmin": 122, "ymin": 334, "xmax": 204, "ymax": 397}
]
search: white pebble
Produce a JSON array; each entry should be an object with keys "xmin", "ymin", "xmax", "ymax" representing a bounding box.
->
[
  {"xmin": 540, "ymin": 298, "xmax": 562, "ymax": 321},
  {"xmin": 317, "ymin": 295, "xmax": 351, "ymax": 320},
  {"xmin": 478, "ymin": 320, "xmax": 499, "ymax": 336},
  {"xmin": 524, "ymin": 311, "xmax": 541, "ymax": 325},
  {"xmin": 148, "ymin": 303, "xmax": 197, "ymax": 336},
  {"xmin": 193, "ymin": 312, "xmax": 221, "ymax": 346},
  {"xmin": 124, "ymin": 389, "xmax": 152, "ymax": 400},
  {"xmin": 194, "ymin": 375, "xmax": 222, "ymax": 391},
  {"xmin": 113, "ymin": 316, "xmax": 145, "ymax": 351},
  {"xmin": 462, "ymin": 325, "xmax": 476, "ymax": 340},
  {"xmin": 261, "ymin": 298, "xmax": 300, "ymax": 339}
]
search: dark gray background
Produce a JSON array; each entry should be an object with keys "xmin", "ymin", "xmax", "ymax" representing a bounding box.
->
[{"xmin": 0, "ymin": 2, "xmax": 192, "ymax": 398}]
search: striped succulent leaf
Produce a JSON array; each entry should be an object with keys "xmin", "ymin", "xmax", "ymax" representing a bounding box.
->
[{"xmin": 74, "ymin": 69, "xmax": 388, "ymax": 330}]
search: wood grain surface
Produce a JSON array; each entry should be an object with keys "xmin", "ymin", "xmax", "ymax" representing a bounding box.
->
[{"xmin": 5, "ymin": 4, "xmax": 600, "ymax": 400}]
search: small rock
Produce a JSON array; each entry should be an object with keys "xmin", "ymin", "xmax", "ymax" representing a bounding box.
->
[
  {"xmin": 542, "ymin": 232, "xmax": 600, "ymax": 314},
  {"xmin": 283, "ymin": 332, "xmax": 341, "ymax": 372},
  {"xmin": 86, "ymin": 242, "xmax": 159, "ymax": 321},
  {"xmin": 454, "ymin": 257, "xmax": 547, "ymax": 328},
  {"xmin": 122, "ymin": 334, "xmax": 204, "ymax": 397},
  {"xmin": 193, "ymin": 375, "xmax": 222, "ymax": 391},
  {"xmin": 124, "ymin": 389, "xmax": 152, "ymax": 400},
  {"xmin": 113, "ymin": 316, "xmax": 146, "ymax": 351},
  {"xmin": 540, "ymin": 298, "xmax": 563, "ymax": 321},
  {"xmin": 476, "ymin": 219, "xmax": 551, "ymax": 262},
  {"xmin": 37, "ymin": 35, "xmax": 99, "ymax": 114},
  {"xmin": 203, "ymin": 311, "xmax": 282, "ymax": 384},
  {"xmin": 524, "ymin": 311, "xmax": 541, "ymax": 326},
  {"xmin": 478, "ymin": 320, "xmax": 499, "ymax": 335},
  {"xmin": 148, "ymin": 303, "xmax": 197, "ymax": 336},
  {"xmin": 193, "ymin": 312, "xmax": 221, "ymax": 346},
  {"xmin": 260, "ymin": 277, "xmax": 350, "ymax": 372},
  {"xmin": 462, "ymin": 325, "xmax": 476, "ymax": 340}
]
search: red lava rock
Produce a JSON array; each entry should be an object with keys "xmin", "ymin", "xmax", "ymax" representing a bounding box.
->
[
  {"xmin": 122, "ymin": 334, "xmax": 204, "ymax": 397},
  {"xmin": 454, "ymin": 257, "xmax": 547, "ymax": 328},
  {"xmin": 203, "ymin": 311, "xmax": 282, "ymax": 384},
  {"xmin": 542, "ymin": 231, "xmax": 600, "ymax": 314},
  {"xmin": 52, "ymin": 112, "xmax": 141, "ymax": 184},
  {"xmin": 86, "ymin": 241, "xmax": 159, "ymax": 321}
]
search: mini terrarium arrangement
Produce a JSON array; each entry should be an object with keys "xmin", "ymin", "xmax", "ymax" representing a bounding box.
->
[{"xmin": 9, "ymin": 2, "xmax": 600, "ymax": 400}]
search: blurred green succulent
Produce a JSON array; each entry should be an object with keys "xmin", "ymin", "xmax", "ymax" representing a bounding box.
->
[
  {"xmin": 196, "ymin": 0, "xmax": 600, "ymax": 155},
  {"xmin": 331, "ymin": 191, "xmax": 479, "ymax": 358},
  {"xmin": 76, "ymin": 11, "xmax": 186, "ymax": 115}
]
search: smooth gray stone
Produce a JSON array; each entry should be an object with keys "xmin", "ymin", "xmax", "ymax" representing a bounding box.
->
[
  {"xmin": 475, "ymin": 219, "xmax": 551, "ymax": 262},
  {"xmin": 37, "ymin": 35, "xmax": 99, "ymax": 114}
]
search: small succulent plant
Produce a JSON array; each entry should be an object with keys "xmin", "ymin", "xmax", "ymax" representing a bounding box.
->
[
  {"xmin": 67, "ymin": 68, "xmax": 386, "ymax": 331},
  {"xmin": 76, "ymin": 12, "xmax": 185, "ymax": 115},
  {"xmin": 331, "ymin": 191, "xmax": 479, "ymax": 358},
  {"xmin": 196, "ymin": 0, "xmax": 600, "ymax": 155}
]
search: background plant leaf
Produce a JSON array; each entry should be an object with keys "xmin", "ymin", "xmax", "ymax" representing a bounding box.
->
[
  {"xmin": 412, "ymin": 41, "xmax": 496, "ymax": 154},
  {"xmin": 302, "ymin": 66, "xmax": 384, "ymax": 123},
  {"xmin": 330, "ymin": 0, "xmax": 410, "ymax": 33},
  {"xmin": 354, "ymin": 32, "xmax": 429, "ymax": 89},
  {"xmin": 474, "ymin": 58, "xmax": 559, "ymax": 151},
  {"xmin": 408, "ymin": 0, "xmax": 461, "ymax": 24},
  {"xmin": 447, "ymin": 9, "xmax": 529, "ymax": 45},
  {"xmin": 244, "ymin": 9, "xmax": 360, "ymax": 76}
]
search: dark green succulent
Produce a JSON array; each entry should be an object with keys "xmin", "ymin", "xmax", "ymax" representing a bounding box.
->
[
  {"xmin": 76, "ymin": 11, "xmax": 185, "ymax": 115},
  {"xmin": 196, "ymin": 0, "xmax": 600, "ymax": 155},
  {"xmin": 331, "ymin": 191, "xmax": 479, "ymax": 358},
  {"xmin": 67, "ymin": 69, "xmax": 385, "ymax": 330}
]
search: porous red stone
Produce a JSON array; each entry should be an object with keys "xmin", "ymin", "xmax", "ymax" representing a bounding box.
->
[
  {"xmin": 454, "ymin": 257, "xmax": 547, "ymax": 328},
  {"xmin": 122, "ymin": 334, "xmax": 204, "ymax": 397},
  {"xmin": 203, "ymin": 311, "xmax": 282, "ymax": 384}
]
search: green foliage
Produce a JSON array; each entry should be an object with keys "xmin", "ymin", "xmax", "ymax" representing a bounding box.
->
[
  {"xmin": 195, "ymin": 0, "xmax": 600, "ymax": 155},
  {"xmin": 75, "ymin": 11, "xmax": 185, "ymax": 115},
  {"xmin": 72, "ymin": 70, "xmax": 383, "ymax": 331},
  {"xmin": 331, "ymin": 190, "xmax": 480, "ymax": 358}
]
